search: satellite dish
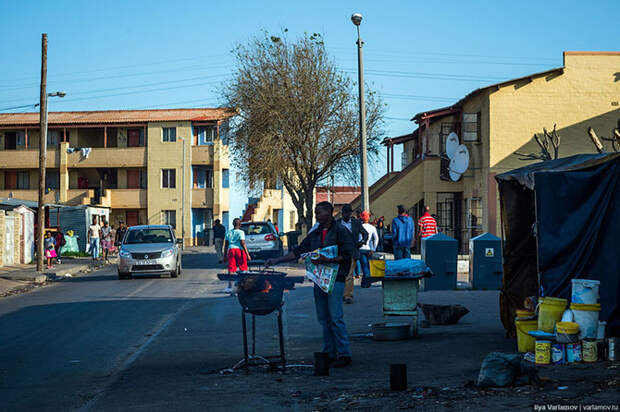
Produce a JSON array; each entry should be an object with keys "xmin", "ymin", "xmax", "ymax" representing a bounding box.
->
[
  {"xmin": 445, "ymin": 132, "xmax": 459, "ymax": 159},
  {"xmin": 449, "ymin": 144, "xmax": 470, "ymax": 177},
  {"xmin": 449, "ymin": 169, "xmax": 462, "ymax": 182}
]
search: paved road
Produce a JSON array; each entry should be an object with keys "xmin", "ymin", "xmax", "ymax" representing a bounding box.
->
[{"xmin": 3, "ymin": 248, "xmax": 614, "ymax": 411}]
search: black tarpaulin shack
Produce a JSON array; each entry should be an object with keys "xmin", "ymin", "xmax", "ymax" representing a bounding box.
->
[{"xmin": 496, "ymin": 153, "xmax": 620, "ymax": 336}]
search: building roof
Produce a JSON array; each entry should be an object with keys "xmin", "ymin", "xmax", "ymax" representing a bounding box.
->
[
  {"xmin": 0, "ymin": 108, "xmax": 236, "ymax": 126},
  {"xmin": 316, "ymin": 186, "xmax": 361, "ymax": 205}
]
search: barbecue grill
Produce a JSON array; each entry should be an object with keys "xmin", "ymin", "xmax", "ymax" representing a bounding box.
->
[{"xmin": 218, "ymin": 267, "xmax": 304, "ymax": 371}]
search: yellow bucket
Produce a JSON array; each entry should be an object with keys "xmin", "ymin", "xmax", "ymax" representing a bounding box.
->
[
  {"xmin": 369, "ymin": 259, "xmax": 386, "ymax": 277},
  {"xmin": 556, "ymin": 322, "xmax": 579, "ymax": 334},
  {"xmin": 535, "ymin": 340, "xmax": 551, "ymax": 365},
  {"xmin": 570, "ymin": 303, "xmax": 601, "ymax": 311},
  {"xmin": 538, "ymin": 297, "xmax": 567, "ymax": 333},
  {"xmin": 515, "ymin": 319, "xmax": 537, "ymax": 353},
  {"xmin": 516, "ymin": 309, "xmax": 535, "ymax": 319}
]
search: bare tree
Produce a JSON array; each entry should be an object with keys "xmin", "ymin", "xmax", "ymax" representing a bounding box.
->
[
  {"xmin": 221, "ymin": 31, "xmax": 385, "ymax": 229},
  {"xmin": 586, "ymin": 118, "xmax": 620, "ymax": 153},
  {"xmin": 515, "ymin": 125, "xmax": 561, "ymax": 161}
]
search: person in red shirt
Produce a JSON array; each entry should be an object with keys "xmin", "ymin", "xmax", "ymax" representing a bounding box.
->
[{"xmin": 418, "ymin": 205, "xmax": 438, "ymax": 239}]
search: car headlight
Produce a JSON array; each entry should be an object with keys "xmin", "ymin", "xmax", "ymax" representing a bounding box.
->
[
  {"xmin": 161, "ymin": 248, "xmax": 175, "ymax": 258},
  {"xmin": 119, "ymin": 249, "xmax": 131, "ymax": 258}
]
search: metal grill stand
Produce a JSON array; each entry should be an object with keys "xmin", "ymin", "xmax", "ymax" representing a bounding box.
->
[{"xmin": 230, "ymin": 303, "xmax": 286, "ymax": 372}]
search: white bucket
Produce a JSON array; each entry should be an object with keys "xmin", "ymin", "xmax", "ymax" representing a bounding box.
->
[
  {"xmin": 571, "ymin": 304, "xmax": 601, "ymax": 340},
  {"xmin": 571, "ymin": 279, "xmax": 600, "ymax": 304}
]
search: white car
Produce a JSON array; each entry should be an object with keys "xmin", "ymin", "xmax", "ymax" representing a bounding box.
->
[
  {"xmin": 241, "ymin": 221, "xmax": 284, "ymax": 259},
  {"xmin": 117, "ymin": 225, "xmax": 183, "ymax": 279}
]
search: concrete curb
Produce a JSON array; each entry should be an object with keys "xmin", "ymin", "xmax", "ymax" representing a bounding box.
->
[
  {"xmin": 0, "ymin": 261, "xmax": 111, "ymax": 283},
  {"xmin": 1, "ymin": 273, "xmax": 48, "ymax": 284}
]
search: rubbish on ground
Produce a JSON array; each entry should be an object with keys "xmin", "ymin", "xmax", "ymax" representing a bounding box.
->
[
  {"xmin": 523, "ymin": 352, "xmax": 536, "ymax": 363},
  {"xmin": 418, "ymin": 303, "xmax": 469, "ymax": 325},
  {"xmin": 476, "ymin": 352, "xmax": 540, "ymax": 388},
  {"xmin": 558, "ymin": 386, "xmax": 568, "ymax": 390}
]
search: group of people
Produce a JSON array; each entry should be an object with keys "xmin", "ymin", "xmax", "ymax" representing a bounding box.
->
[
  {"xmin": 211, "ymin": 201, "xmax": 439, "ymax": 368},
  {"xmin": 87, "ymin": 217, "xmax": 127, "ymax": 261}
]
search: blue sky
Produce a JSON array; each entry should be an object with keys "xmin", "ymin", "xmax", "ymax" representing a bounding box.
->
[{"xmin": 1, "ymin": 0, "xmax": 618, "ymax": 223}]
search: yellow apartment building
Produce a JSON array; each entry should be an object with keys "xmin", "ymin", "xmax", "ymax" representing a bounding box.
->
[
  {"xmin": 353, "ymin": 51, "xmax": 620, "ymax": 252},
  {"xmin": 0, "ymin": 108, "xmax": 235, "ymax": 246}
]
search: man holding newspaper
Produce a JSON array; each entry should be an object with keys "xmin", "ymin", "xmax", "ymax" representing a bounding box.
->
[{"xmin": 266, "ymin": 201, "xmax": 355, "ymax": 368}]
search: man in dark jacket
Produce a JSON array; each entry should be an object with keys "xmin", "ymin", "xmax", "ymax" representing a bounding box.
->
[
  {"xmin": 391, "ymin": 204, "xmax": 414, "ymax": 259},
  {"xmin": 266, "ymin": 201, "xmax": 354, "ymax": 367},
  {"xmin": 213, "ymin": 219, "xmax": 226, "ymax": 263},
  {"xmin": 336, "ymin": 204, "xmax": 368, "ymax": 304}
]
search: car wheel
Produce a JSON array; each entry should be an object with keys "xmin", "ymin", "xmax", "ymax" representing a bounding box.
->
[
  {"xmin": 118, "ymin": 271, "xmax": 131, "ymax": 280},
  {"xmin": 171, "ymin": 262, "xmax": 180, "ymax": 278}
]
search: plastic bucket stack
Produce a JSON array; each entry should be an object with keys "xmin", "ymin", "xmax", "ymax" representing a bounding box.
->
[
  {"xmin": 571, "ymin": 279, "xmax": 600, "ymax": 304},
  {"xmin": 570, "ymin": 303, "xmax": 601, "ymax": 339},
  {"xmin": 538, "ymin": 297, "xmax": 567, "ymax": 333}
]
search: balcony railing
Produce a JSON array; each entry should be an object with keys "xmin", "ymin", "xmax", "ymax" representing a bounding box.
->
[
  {"xmin": 192, "ymin": 188, "xmax": 214, "ymax": 207},
  {"xmin": 109, "ymin": 189, "xmax": 147, "ymax": 209},
  {"xmin": 0, "ymin": 189, "xmax": 58, "ymax": 204},
  {"xmin": 0, "ymin": 149, "xmax": 60, "ymax": 168},
  {"xmin": 191, "ymin": 146, "xmax": 214, "ymax": 165},
  {"xmin": 67, "ymin": 147, "xmax": 146, "ymax": 168}
]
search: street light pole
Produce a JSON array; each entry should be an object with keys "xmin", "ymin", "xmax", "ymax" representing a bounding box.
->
[
  {"xmin": 351, "ymin": 13, "xmax": 369, "ymax": 212},
  {"xmin": 180, "ymin": 137, "xmax": 186, "ymax": 249}
]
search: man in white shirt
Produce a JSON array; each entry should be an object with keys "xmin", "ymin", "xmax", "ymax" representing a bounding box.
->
[
  {"xmin": 87, "ymin": 216, "xmax": 101, "ymax": 260},
  {"xmin": 359, "ymin": 211, "xmax": 378, "ymax": 287}
]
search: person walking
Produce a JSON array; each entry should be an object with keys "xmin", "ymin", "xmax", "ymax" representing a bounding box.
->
[
  {"xmin": 115, "ymin": 221, "xmax": 127, "ymax": 247},
  {"xmin": 223, "ymin": 218, "xmax": 252, "ymax": 293},
  {"xmin": 44, "ymin": 231, "xmax": 57, "ymax": 269},
  {"xmin": 101, "ymin": 221, "xmax": 113, "ymax": 262},
  {"xmin": 418, "ymin": 205, "xmax": 438, "ymax": 240},
  {"xmin": 359, "ymin": 211, "xmax": 379, "ymax": 288},
  {"xmin": 375, "ymin": 216, "xmax": 385, "ymax": 252},
  {"xmin": 337, "ymin": 204, "xmax": 368, "ymax": 304},
  {"xmin": 391, "ymin": 205, "xmax": 414, "ymax": 260},
  {"xmin": 213, "ymin": 219, "xmax": 226, "ymax": 263},
  {"xmin": 87, "ymin": 216, "xmax": 101, "ymax": 261},
  {"xmin": 266, "ymin": 201, "xmax": 354, "ymax": 367}
]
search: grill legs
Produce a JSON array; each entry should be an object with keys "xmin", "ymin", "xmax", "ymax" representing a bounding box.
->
[{"xmin": 233, "ymin": 305, "xmax": 286, "ymax": 372}]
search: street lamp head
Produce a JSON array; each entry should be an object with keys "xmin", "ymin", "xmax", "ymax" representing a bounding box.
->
[{"xmin": 351, "ymin": 13, "xmax": 363, "ymax": 26}]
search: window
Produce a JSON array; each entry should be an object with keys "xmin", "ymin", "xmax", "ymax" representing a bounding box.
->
[
  {"xmin": 125, "ymin": 227, "xmax": 174, "ymax": 244},
  {"xmin": 3, "ymin": 131, "xmax": 24, "ymax": 150},
  {"xmin": 195, "ymin": 126, "xmax": 215, "ymax": 145},
  {"xmin": 219, "ymin": 121, "xmax": 230, "ymax": 145},
  {"xmin": 440, "ymin": 123, "xmax": 456, "ymax": 154},
  {"xmin": 162, "ymin": 127, "xmax": 177, "ymax": 142},
  {"xmin": 463, "ymin": 113, "xmax": 481, "ymax": 142},
  {"xmin": 192, "ymin": 166, "xmax": 213, "ymax": 188},
  {"xmin": 222, "ymin": 169, "xmax": 230, "ymax": 188},
  {"xmin": 162, "ymin": 169, "xmax": 176, "ymax": 188},
  {"xmin": 47, "ymin": 130, "xmax": 60, "ymax": 146},
  {"xmin": 16, "ymin": 172, "xmax": 29, "ymax": 189},
  {"xmin": 45, "ymin": 170, "xmax": 58, "ymax": 190},
  {"xmin": 162, "ymin": 210, "xmax": 177, "ymax": 229}
]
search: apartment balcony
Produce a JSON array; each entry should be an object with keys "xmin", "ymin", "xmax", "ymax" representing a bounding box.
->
[
  {"xmin": 66, "ymin": 189, "xmax": 93, "ymax": 206},
  {"xmin": 191, "ymin": 146, "xmax": 214, "ymax": 165},
  {"xmin": 109, "ymin": 189, "xmax": 147, "ymax": 209},
  {"xmin": 0, "ymin": 189, "xmax": 58, "ymax": 204},
  {"xmin": 192, "ymin": 188, "xmax": 214, "ymax": 207},
  {"xmin": 67, "ymin": 147, "xmax": 146, "ymax": 168},
  {"xmin": 0, "ymin": 148, "xmax": 60, "ymax": 169}
]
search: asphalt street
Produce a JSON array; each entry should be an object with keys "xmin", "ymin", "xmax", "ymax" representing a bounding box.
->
[{"xmin": 1, "ymin": 248, "xmax": 617, "ymax": 411}]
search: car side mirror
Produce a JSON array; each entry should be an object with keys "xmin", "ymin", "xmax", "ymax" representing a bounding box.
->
[
  {"xmin": 278, "ymin": 232, "xmax": 285, "ymax": 237},
  {"xmin": 176, "ymin": 239, "xmax": 183, "ymax": 244}
]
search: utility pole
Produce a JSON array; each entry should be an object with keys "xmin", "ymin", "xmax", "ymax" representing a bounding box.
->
[
  {"xmin": 351, "ymin": 13, "xmax": 369, "ymax": 212},
  {"xmin": 37, "ymin": 33, "xmax": 47, "ymax": 272},
  {"xmin": 180, "ymin": 137, "xmax": 186, "ymax": 249}
]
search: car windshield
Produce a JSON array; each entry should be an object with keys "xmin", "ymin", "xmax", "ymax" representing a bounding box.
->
[
  {"xmin": 241, "ymin": 224, "xmax": 272, "ymax": 235},
  {"xmin": 124, "ymin": 228, "xmax": 173, "ymax": 244}
]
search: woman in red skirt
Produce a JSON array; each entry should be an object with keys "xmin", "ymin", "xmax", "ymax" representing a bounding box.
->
[{"xmin": 223, "ymin": 218, "xmax": 252, "ymax": 293}]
